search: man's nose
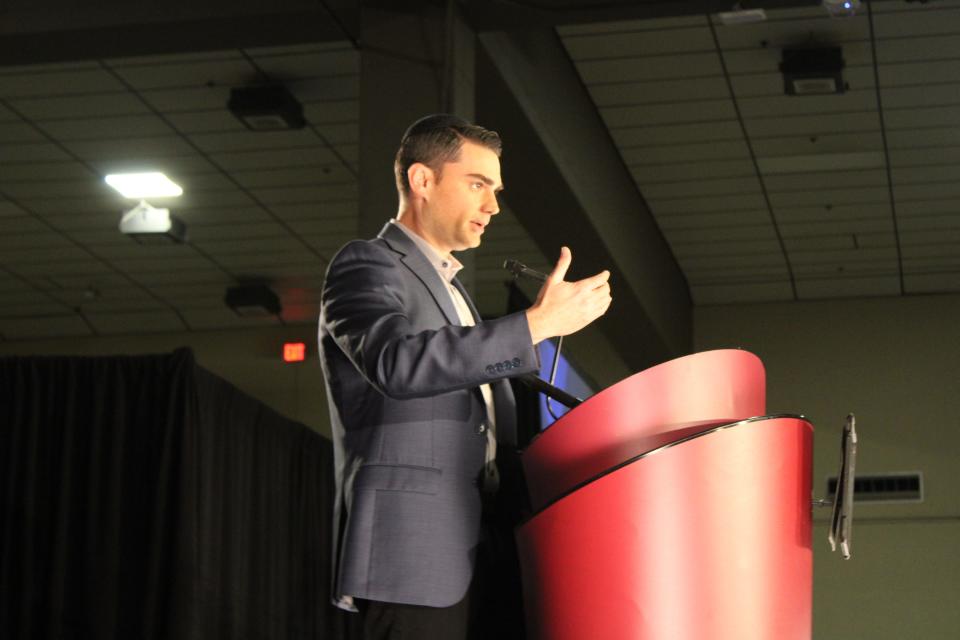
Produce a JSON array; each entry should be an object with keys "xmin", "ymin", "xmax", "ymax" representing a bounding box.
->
[{"xmin": 485, "ymin": 190, "xmax": 500, "ymax": 215}]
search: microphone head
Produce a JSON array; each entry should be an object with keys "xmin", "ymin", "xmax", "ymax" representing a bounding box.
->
[{"xmin": 503, "ymin": 259, "xmax": 523, "ymax": 276}]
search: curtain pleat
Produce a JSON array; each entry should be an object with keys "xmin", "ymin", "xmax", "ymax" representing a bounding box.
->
[{"xmin": 0, "ymin": 349, "xmax": 359, "ymax": 639}]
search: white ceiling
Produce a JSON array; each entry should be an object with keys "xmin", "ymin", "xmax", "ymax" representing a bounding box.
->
[
  {"xmin": 1, "ymin": 0, "xmax": 959, "ymax": 341},
  {"xmin": 561, "ymin": 0, "xmax": 960, "ymax": 305}
]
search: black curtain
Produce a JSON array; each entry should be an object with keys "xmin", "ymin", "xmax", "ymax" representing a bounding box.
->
[{"xmin": 0, "ymin": 348, "xmax": 360, "ymax": 639}]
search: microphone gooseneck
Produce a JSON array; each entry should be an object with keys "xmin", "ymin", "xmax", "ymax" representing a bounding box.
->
[{"xmin": 503, "ymin": 259, "xmax": 547, "ymax": 283}]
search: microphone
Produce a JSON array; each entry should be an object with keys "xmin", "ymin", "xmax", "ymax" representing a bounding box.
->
[{"xmin": 503, "ymin": 259, "xmax": 547, "ymax": 283}]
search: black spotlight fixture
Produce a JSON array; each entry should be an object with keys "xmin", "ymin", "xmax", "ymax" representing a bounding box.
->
[
  {"xmin": 224, "ymin": 284, "xmax": 282, "ymax": 317},
  {"xmin": 779, "ymin": 47, "xmax": 846, "ymax": 96},
  {"xmin": 227, "ymin": 85, "xmax": 306, "ymax": 131}
]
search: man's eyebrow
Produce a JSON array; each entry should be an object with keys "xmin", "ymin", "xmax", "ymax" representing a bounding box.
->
[{"xmin": 467, "ymin": 173, "xmax": 504, "ymax": 193}]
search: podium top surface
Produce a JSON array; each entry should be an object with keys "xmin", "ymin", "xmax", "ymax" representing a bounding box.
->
[{"xmin": 522, "ymin": 349, "xmax": 767, "ymax": 511}]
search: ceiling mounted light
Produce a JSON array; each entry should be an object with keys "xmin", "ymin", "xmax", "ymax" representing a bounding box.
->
[
  {"xmin": 118, "ymin": 200, "xmax": 187, "ymax": 244},
  {"xmin": 228, "ymin": 85, "xmax": 306, "ymax": 131},
  {"xmin": 105, "ymin": 172, "xmax": 183, "ymax": 198},
  {"xmin": 717, "ymin": 9, "xmax": 767, "ymax": 25},
  {"xmin": 823, "ymin": 0, "xmax": 861, "ymax": 17},
  {"xmin": 225, "ymin": 284, "xmax": 282, "ymax": 317},
  {"xmin": 780, "ymin": 47, "xmax": 846, "ymax": 96}
]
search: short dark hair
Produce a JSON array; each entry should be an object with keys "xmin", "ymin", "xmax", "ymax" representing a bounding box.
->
[{"xmin": 394, "ymin": 114, "xmax": 502, "ymax": 196}]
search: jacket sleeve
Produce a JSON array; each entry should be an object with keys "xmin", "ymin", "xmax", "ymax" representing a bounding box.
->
[{"xmin": 320, "ymin": 240, "xmax": 539, "ymax": 399}]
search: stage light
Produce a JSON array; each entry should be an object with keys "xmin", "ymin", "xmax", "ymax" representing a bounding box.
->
[
  {"xmin": 780, "ymin": 47, "xmax": 846, "ymax": 95},
  {"xmin": 228, "ymin": 85, "xmax": 306, "ymax": 131},
  {"xmin": 225, "ymin": 284, "xmax": 282, "ymax": 317},
  {"xmin": 105, "ymin": 172, "xmax": 183, "ymax": 198}
]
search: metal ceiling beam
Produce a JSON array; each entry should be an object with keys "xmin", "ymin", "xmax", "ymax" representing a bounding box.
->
[
  {"xmin": 462, "ymin": 0, "xmax": 818, "ymax": 31},
  {"xmin": 477, "ymin": 28, "xmax": 692, "ymax": 371},
  {"xmin": 0, "ymin": 1, "xmax": 360, "ymax": 65}
]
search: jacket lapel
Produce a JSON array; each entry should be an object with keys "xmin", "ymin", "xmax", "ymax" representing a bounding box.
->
[{"xmin": 379, "ymin": 223, "xmax": 461, "ymax": 326}]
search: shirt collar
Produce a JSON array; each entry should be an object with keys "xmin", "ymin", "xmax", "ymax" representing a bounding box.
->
[{"xmin": 390, "ymin": 219, "xmax": 463, "ymax": 284}]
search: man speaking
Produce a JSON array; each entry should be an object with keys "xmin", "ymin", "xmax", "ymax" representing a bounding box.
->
[{"xmin": 318, "ymin": 114, "xmax": 611, "ymax": 639}]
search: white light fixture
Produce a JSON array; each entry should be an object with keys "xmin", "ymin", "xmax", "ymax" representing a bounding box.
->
[
  {"xmin": 104, "ymin": 172, "xmax": 183, "ymax": 198},
  {"xmin": 119, "ymin": 200, "xmax": 187, "ymax": 244},
  {"xmin": 717, "ymin": 9, "xmax": 767, "ymax": 25}
]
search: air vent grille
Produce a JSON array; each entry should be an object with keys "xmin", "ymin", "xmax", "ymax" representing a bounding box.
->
[{"xmin": 827, "ymin": 472, "xmax": 923, "ymax": 503}]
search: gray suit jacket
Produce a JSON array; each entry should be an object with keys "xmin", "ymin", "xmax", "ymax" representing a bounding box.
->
[{"xmin": 318, "ymin": 222, "xmax": 539, "ymax": 608}]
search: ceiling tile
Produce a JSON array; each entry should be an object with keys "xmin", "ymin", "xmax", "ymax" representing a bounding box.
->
[
  {"xmin": 903, "ymin": 271, "xmax": 960, "ymax": 294},
  {"xmin": 621, "ymin": 139, "xmax": 750, "ymax": 165},
  {"xmin": 251, "ymin": 49, "xmax": 360, "ymax": 78},
  {"xmin": 233, "ymin": 166, "xmax": 354, "ymax": 188},
  {"xmin": 656, "ymin": 209, "xmax": 773, "ymax": 230},
  {"xmin": 85, "ymin": 309, "xmax": 187, "ymax": 334},
  {"xmin": 879, "ymin": 59, "xmax": 960, "ymax": 87},
  {"xmin": 558, "ymin": 16, "xmax": 707, "ymax": 37},
  {"xmin": 763, "ymin": 169, "xmax": 887, "ymax": 192},
  {"xmin": 0, "ymin": 121, "xmax": 46, "ymax": 143},
  {"xmin": 113, "ymin": 58, "xmax": 254, "ymax": 91},
  {"xmin": 38, "ymin": 115, "xmax": 175, "ymax": 140},
  {"xmin": 588, "ymin": 76, "xmax": 729, "ymax": 106},
  {"xmin": 302, "ymin": 99, "xmax": 358, "ymax": 124},
  {"xmin": 738, "ymin": 89, "xmax": 876, "ymax": 118},
  {"xmin": 714, "ymin": 15, "xmax": 868, "ymax": 52},
  {"xmin": 0, "ymin": 69, "xmax": 127, "ymax": 98},
  {"xmin": 795, "ymin": 275, "xmax": 901, "ymax": 299},
  {"xmin": 641, "ymin": 176, "xmax": 762, "ymax": 200},
  {"xmin": 691, "ymin": 281, "xmax": 793, "ymax": 305},
  {"xmin": 745, "ymin": 111, "xmax": 880, "ymax": 138},
  {"xmin": 189, "ymin": 129, "xmax": 320, "ymax": 153},
  {"xmin": 164, "ymin": 109, "xmax": 246, "ymax": 134},
  {"xmin": 62, "ymin": 135, "xmax": 196, "ymax": 161},
  {"xmin": 613, "ymin": 120, "xmax": 743, "ymax": 147},
  {"xmin": 768, "ymin": 186, "xmax": 888, "ymax": 208},
  {"xmin": 651, "ymin": 192, "xmax": 768, "ymax": 215},
  {"xmin": 873, "ymin": 6, "xmax": 960, "ymax": 38},
  {"xmin": 139, "ymin": 86, "xmax": 232, "ymax": 112},
  {"xmin": 0, "ymin": 161, "xmax": 95, "ymax": 182},
  {"xmin": 10, "ymin": 93, "xmax": 149, "ymax": 120},
  {"xmin": 632, "ymin": 159, "xmax": 755, "ymax": 182},
  {"xmin": 575, "ymin": 52, "xmax": 722, "ymax": 84},
  {"xmin": 563, "ymin": 26, "xmax": 714, "ymax": 60},
  {"xmin": 751, "ymin": 131, "xmax": 883, "ymax": 155},
  {"xmin": 775, "ymin": 203, "xmax": 892, "ymax": 223},
  {"xmin": 0, "ymin": 142, "xmax": 72, "ymax": 163},
  {"xmin": 211, "ymin": 145, "xmax": 340, "ymax": 171},
  {"xmin": 600, "ymin": 99, "xmax": 736, "ymax": 127}
]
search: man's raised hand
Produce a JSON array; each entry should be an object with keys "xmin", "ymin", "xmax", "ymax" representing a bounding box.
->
[{"xmin": 525, "ymin": 246, "xmax": 612, "ymax": 345}]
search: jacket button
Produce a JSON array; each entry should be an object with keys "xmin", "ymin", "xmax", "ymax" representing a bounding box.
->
[
  {"xmin": 476, "ymin": 422, "xmax": 487, "ymax": 435},
  {"xmin": 512, "ymin": 357, "xmax": 521, "ymax": 368},
  {"xmin": 485, "ymin": 365, "xmax": 495, "ymax": 375}
]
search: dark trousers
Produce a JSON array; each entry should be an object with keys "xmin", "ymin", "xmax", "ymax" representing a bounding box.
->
[{"xmin": 355, "ymin": 591, "xmax": 471, "ymax": 640}]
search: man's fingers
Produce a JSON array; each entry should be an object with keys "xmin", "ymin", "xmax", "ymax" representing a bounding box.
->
[
  {"xmin": 578, "ymin": 269, "xmax": 610, "ymax": 290},
  {"xmin": 548, "ymin": 246, "xmax": 572, "ymax": 283}
]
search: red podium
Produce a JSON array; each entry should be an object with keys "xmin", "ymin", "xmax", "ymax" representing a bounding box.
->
[{"xmin": 517, "ymin": 350, "xmax": 813, "ymax": 640}]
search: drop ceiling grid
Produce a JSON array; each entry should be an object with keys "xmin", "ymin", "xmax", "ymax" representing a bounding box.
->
[
  {"xmin": 871, "ymin": 2, "xmax": 960, "ymax": 292},
  {"xmin": 0, "ymin": 42, "xmax": 360, "ymax": 340},
  {"xmin": 562, "ymin": 15, "xmax": 796, "ymax": 305}
]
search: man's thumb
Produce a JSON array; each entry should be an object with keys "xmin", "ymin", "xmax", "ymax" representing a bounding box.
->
[{"xmin": 549, "ymin": 246, "xmax": 571, "ymax": 283}]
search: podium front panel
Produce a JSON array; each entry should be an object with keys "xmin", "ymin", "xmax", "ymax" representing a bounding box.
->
[{"xmin": 517, "ymin": 416, "xmax": 813, "ymax": 640}]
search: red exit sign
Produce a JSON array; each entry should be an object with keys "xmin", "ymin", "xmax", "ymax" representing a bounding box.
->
[{"xmin": 283, "ymin": 342, "xmax": 307, "ymax": 362}]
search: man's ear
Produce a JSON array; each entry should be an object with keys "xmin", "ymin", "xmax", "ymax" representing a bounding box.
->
[{"xmin": 407, "ymin": 163, "xmax": 434, "ymax": 199}]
